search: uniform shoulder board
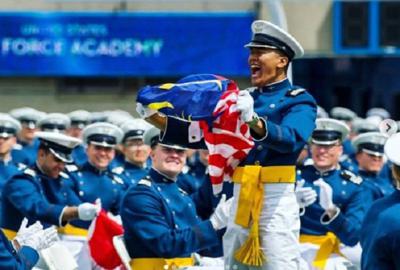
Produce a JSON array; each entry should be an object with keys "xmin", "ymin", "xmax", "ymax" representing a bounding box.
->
[
  {"xmin": 13, "ymin": 144, "xmax": 23, "ymax": 150},
  {"xmin": 59, "ymin": 171, "xmax": 70, "ymax": 179},
  {"xmin": 178, "ymin": 188, "xmax": 188, "ymax": 196},
  {"xmin": 23, "ymin": 168, "xmax": 36, "ymax": 178},
  {"xmin": 286, "ymin": 88, "xmax": 306, "ymax": 97},
  {"xmin": 244, "ymin": 87, "xmax": 257, "ymax": 93},
  {"xmin": 137, "ymin": 179, "xmax": 152, "ymax": 187},
  {"xmin": 17, "ymin": 163, "xmax": 27, "ymax": 170},
  {"xmin": 65, "ymin": 164, "xmax": 79, "ymax": 173},
  {"xmin": 112, "ymin": 166, "xmax": 124, "ymax": 175},
  {"xmin": 340, "ymin": 170, "xmax": 362, "ymax": 185},
  {"xmin": 112, "ymin": 175, "xmax": 124, "ymax": 185}
]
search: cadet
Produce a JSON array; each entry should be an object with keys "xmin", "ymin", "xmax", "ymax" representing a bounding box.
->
[
  {"xmin": 68, "ymin": 110, "xmax": 91, "ymax": 166},
  {"xmin": 137, "ymin": 20, "xmax": 317, "ymax": 269},
  {"xmin": 1, "ymin": 132, "xmax": 99, "ymax": 239},
  {"xmin": 352, "ymin": 132, "xmax": 393, "ymax": 200},
  {"xmin": 67, "ymin": 122, "xmax": 124, "ymax": 219},
  {"xmin": 330, "ymin": 107, "xmax": 357, "ymax": 157},
  {"xmin": 113, "ymin": 119, "xmax": 151, "ymax": 188},
  {"xmin": 120, "ymin": 127, "xmax": 232, "ymax": 269},
  {"xmin": 296, "ymin": 118, "xmax": 369, "ymax": 269},
  {"xmin": 9, "ymin": 107, "xmax": 44, "ymax": 166},
  {"xmin": 360, "ymin": 132, "xmax": 400, "ymax": 269},
  {"xmin": 38, "ymin": 112, "xmax": 70, "ymax": 133}
]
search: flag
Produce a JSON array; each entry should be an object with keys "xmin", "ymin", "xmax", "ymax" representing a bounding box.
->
[
  {"xmin": 88, "ymin": 211, "xmax": 124, "ymax": 269},
  {"xmin": 137, "ymin": 74, "xmax": 254, "ymax": 194}
]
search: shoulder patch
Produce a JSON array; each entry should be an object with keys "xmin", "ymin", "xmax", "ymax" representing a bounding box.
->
[
  {"xmin": 112, "ymin": 175, "xmax": 124, "ymax": 185},
  {"xmin": 65, "ymin": 164, "xmax": 79, "ymax": 173},
  {"xmin": 178, "ymin": 188, "xmax": 188, "ymax": 196},
  {"xmin": 340, "ymin": 170, "xmax": 362, "ymax": 185},
  {"xmin": 13, "ymin": 144, "xmax": 23, "ymax": 150},
  {"xmin": 138, "ymin": 179, "xmax": 152, "ymax": 187},
  {"xmin": 286, "ymin": 88, "xmax": 306, "ymax": 97},
  {"xmin": 112, "ymin": 166, "xmax": 124, "ymax": 175},
  {"xmin": 23, "ymin": 168, "xmax": 36, "ymax": 178},
  {"xmin": 59, "ymin": 171, "xmax": 70, "ymax": 179}
]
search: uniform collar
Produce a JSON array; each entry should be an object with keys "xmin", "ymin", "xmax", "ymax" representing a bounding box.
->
[
  {"xmin": 149, "ymin": 168, "xmax": 176, "ymax": 183},
  {"xmin": 259, "ymin": 78, "xmax": 291, "ymax": 93},
  {"xmin": 313, "ymin": 165, "xmax": 339, "ymax": 177},
  {"xmin": 124, "ymin": 160, "xmax": 146, "ymax": 170},
  {"xmin": 84, "ymin": 161, "xmax": 108, "ymax": 175},
  {"xmin": 358, "ymin": 170, "xmax": 378, "ymax": 178}
]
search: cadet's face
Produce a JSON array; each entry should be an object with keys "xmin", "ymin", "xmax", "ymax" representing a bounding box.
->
[
  {"xmin": 123, "ymin": 139, "xmax": 150, "ymax": 165},
  {"xmin": 86, "ymin": 144, "xmax": 115, "ymax": 170},
  {"xmin": 311, "ymin": 143, "xmax": 343, "ymax": 171},
  {"xmin": 151, "ymin": 145, "xmax": 186, "ymax": 179},
  {"xmin": 20, "ymin": 125, "xmax": 37, "ymax": 142},
  {"xmin": 248, "ymin": 47, "xmax": 288, "ymax": 87},
  {"xmin": 356, "ymin": 151, "xmax": 384, "ymax": 173},
  {"xmin": 0, "ymin": 136, "xmax": 16, "ymax": 155},
  {"xmin": 39, "ymin": 150, "xmax": 65, "ymax": 178},
  {"xmin": 67, "ymin": 127, "xmax": 83, "ymax": 139}
]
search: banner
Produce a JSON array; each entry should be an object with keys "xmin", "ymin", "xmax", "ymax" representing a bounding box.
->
[{"xmin": 0, "ymin": 12, "xmax": 254, "ymax": 76}]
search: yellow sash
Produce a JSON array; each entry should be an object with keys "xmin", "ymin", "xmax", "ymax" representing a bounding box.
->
[
  {"xmin": 300, "ymin": 232, "xmax": 344, "ymax": 269},
  {"xmin": 129, "ymin": 257, "xmax": 194, "ymax": 270},
  {"xmin": 57, "ymin": 224, "xmax": 88, "ymax": 237},
  {"xmin": 2, "ymin": 228, "xmax": 17, "ymax": 240}
]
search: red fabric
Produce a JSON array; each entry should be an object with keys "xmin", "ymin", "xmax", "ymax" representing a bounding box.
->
[
  {"xmin": 88, "ymin": 211, "xmax": 124, "ymax": 269},
  {"xmin": 199, "ymin": 81, "xmax": 254, "ymax": 194}
]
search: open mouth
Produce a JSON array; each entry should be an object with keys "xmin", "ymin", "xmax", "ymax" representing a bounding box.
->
[{"xmin": 250, "ymin": 65, "xmax": 261, "ymax": 78}]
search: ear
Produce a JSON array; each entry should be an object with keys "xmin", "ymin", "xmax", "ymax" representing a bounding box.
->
[{"xmin": 277, "ymin": 56, "xmax": 289, "ymax": 69}]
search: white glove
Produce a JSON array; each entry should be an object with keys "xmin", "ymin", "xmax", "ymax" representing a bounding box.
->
[
  {"xmin": 236, "ymin": 91, "xmax": 255, "ymax": 122},
  {"xmin": 295, "ymin": 179, "xmax": 317, "ymax": 208},
  {"xmin": 314, "ymin": 179, "xmax": 335, "ymax": 211},
  {"xmin": 194, "ymin": 253, "xmax": 224, "ymax": 266},
  {"xmin": 136, "ymin": 102, "xmax": 157, "ymax": 119},
  {"xmin": 78, "ymin": 200, "xmax": 101, "ymax": 221},
  {"xmin": 210, "ymin": 194, "xmax": 233, "ymax": 230},
  {"xmin": 14, "ymin": 218, "xmax": 43, "ymax": 248},
  {"xmin": 35, "ymin": 226, "xmax": 59, "ymax": 250}
]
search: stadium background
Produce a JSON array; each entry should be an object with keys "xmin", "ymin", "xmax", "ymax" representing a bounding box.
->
[{"xmin": 0, "ymin": 0, "xmax": 399, "ymax": 118}]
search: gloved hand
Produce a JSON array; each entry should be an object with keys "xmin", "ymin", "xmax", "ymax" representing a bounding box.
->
[
  {"xmin": 34, "ymin": 226, "xmax": 59, "ymax": 250},
  {"xmin": 194, "ymin": 253, "xmax": 224, "ymax": 266},
  {"xmin": 314, "ymin": 178, "xmax": 336, "ymax": 211},
  {"xmin": 295, "ymin": 179, "xmax": 317, "ymax": 208},
  {"xmin": 14, "ymin": 218, "xmax": 43, "ymax": 248},
  {"xmin": 210, "ymin": 194, "xmax": 233, "ymax": 230},
  {"xmin": 78, "ymin": 199, "xmax": 101, "ymax": 221},
  {"xmin": 136, "ymin": 102, "xmax": 157, "ymax": 119},
  {"xmin": 236, "ymin": 91, "xmax": 255, "ymax": 122}
]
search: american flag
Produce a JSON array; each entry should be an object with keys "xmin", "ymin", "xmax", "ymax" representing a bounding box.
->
[{"xmin": 137, "ymin": 74, "xmax": 254, "ymax": 194}]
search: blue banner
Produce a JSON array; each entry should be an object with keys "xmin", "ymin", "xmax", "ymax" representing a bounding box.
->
[{"xmin": 0, "ymin": 12, "xmax": 254, "ymax": 76}]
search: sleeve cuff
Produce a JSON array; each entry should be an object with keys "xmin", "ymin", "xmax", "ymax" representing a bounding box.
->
[
  {"xmin": 251, "ymin": 117, "xmax": 268, "ymax": 141},
  {"xmin": 320, "ymin": 207, "xmax": 341, "ymax": 225},
  {"xmin": 59, "ymin": 206, "xmax": 68, "ymax": 227},
  {"xmin": 299, "ymin": 207, "xmax": 306, "ymax": 216}
]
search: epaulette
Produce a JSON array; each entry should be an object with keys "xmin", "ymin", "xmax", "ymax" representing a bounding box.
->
[
  {"xmin": 340, "ymin": 170, "xmax": 362, "ymax": 185},
  {"xmin": 138, "ymin": 178, "xmax": 152, "ymax": 187},
  {"xmin": 23, "ymin": 168, "xmax": 36, "ymax": 178},
  {"xmin": 112, "ymin": 166, "xmax": 124, "ymax": 175},
  {"xmin": 286, "ymin": 88, "xmax": 306, "ymax": 97},
  {"xmin": 59, "ymin": 171, "xmax": 70, "ymax": 179},
  {"xmin": 111, "ymin": 175, "xmax": 124, "ymax": 185},
  {"xmin": 13, "ymin": 144, "xmax": 23, "ymax": 150},
  {"xmin": 178, "ymin": 188, "xmax": 188, "ymax": 196},
  {"xmin": 17, "ymin": 163, "xmax": 27, "ymax": 170},
  {"xmin": 65, "ymin": 164, "xmax": 79, "ymax": 173},
  {"xmin": 244, "ymin": 87, "xmax": 257, "ymax": 93}
]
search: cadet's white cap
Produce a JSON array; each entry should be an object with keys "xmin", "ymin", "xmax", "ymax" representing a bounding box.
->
[{"xmin": 245, "ymin": 20, "xmax": 304, "ymax": 59}]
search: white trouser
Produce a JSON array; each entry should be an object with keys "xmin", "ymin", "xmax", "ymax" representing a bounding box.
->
[
  {"xmin": 299, "ymin": 242, "xmax": 354, "ymax": 270},
  {"xmin": 340, "ymin": 243, "xmax": 361, "ymax": 269},
  {"xmin": 223, "ymin": 183, "xmax": 304, "ymax": 270}
]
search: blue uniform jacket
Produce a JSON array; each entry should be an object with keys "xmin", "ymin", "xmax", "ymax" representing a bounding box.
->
[
  {"xmin": 67, "ymin": 162, "xmax": 124, "ymax": 218},
  {"xmin": 0, "ymin": 229, "xmax": 39, "ymax": 270},
  {"xmin": 361, "ymin": 190, "xmax": 400, "ymax": 270},
  {"xmin": 298, "ymin": 165, "xmax": 369, "ymax": 246},
  {"xmin": 13, "ymin": 139, "xmax": 40, "ymax": 167},
  {"xmin": 71, "ymin": 145, "xmax": 87, "ymax": 166},
  {"xmin": 359, "ymin": 170, "xmax": 395, "ymax": 201},
  {"xmin": 120, "ymin": 168, "xmax": 218, "ymax": 259},
  {"xmin": 162, "ymin": 79, "xmax": 317, "ymax": 167},
  {"xmin": 112, "ymin": 161, "xmax": 149, "ymax": 190},
  {"xmin": 1, "ymin": 165, "xmax": 81, "ymax": 232}
]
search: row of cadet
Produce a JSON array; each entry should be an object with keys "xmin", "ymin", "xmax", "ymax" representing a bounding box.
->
[{"xmin": 0, "ymin": 104, "xmax": 398, "ymax": 270}]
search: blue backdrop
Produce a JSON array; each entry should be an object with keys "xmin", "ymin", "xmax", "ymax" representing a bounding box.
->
[{"xmin": 0, "ymin": 12, "xmax": 254, "ymax": 76}]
